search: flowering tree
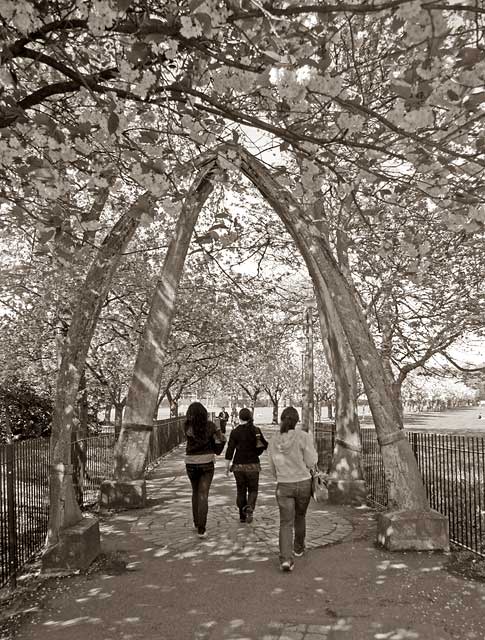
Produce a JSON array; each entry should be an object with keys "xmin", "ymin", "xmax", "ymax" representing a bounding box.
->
[{"xmin": 4, "ymin": 0, "xmax": 485, "ymax": 549}]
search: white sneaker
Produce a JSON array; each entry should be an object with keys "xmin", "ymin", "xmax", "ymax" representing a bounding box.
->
[{"xmin": 280, "ymin": 561, "xmax": 294, "ymax": 572}]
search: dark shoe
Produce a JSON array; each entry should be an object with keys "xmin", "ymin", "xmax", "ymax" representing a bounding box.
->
[
  {"xmin": 280, "ymin": 561, "xmax": 294, "ymax": 572},
  {"xmin": 244, "ymin": 506, "xmax": 253, "ymax": 524},
  {"xmin": 197, "ymin": 527, "xmax": 206, "ymax": 538},
  {"xmin": 239, "ymin": 517, "xmax": 246, "ymax": 523},
  {"xmin": 294, "ymin": 549, "xmax": 305, "ymax": 557}
]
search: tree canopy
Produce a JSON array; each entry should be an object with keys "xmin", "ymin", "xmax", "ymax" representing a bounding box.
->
[{"xmin": 1, "ymin": 0, "xmax": 483, "ymax": 424}]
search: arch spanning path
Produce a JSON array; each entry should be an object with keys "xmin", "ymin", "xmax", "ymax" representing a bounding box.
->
[
  {"xmin": 45, "ymin": 143, "xmax": 447, "ymax": 569},
  {"xmin": 112, "ymin": 143, "xmax": 440, "ymax": 526}
]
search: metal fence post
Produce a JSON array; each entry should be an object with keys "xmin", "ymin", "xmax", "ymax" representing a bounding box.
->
[
  {"xmin": 6, "ymin": 443, "xmax": 18, "ymax": 589},
  {"xmin": 412, "ymin": 432, "xmax": 418, "ymax": 460}
]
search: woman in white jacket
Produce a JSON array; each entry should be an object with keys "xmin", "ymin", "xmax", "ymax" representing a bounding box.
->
[{"xmin": 267, "ymin": 406, "xmax": 318, "ymax": 572}]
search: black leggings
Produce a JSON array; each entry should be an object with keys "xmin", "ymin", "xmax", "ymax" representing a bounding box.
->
[{"xmin": 186, "ymin": 462, "xmax": 215, "ymax": 531}]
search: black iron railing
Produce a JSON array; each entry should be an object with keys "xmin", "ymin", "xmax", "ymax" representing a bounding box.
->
[
  {"xmin": 314, "ymin": 421, "xmax": 335, "ymax": 472},
  {"xmin": 316, "ymin": 423, "xmax": 485, "ymax": 557},
  {"xmin": 0, "ymin": 438, "xmax": 49, "ymax": 590},
  {"xmin": 72, "ymin": 434, "xmax": 116, "ymax": 507},
  {"xmin": 362, "ymin": 428, "xmax": 485, "ymax": 557},
  {"xmin": 147, "ymin": 416, "xmax": 186, "ymax": 466},
  {"xmin": 0, "ymin": 415, "xmax": 186, "ymax": 590}
]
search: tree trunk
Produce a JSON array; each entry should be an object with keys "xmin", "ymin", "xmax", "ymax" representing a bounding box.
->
[
  {"xmin": 392, "ymin": 379, "xmax": 404, "ymax": 421},
  {"xmin": 250, "ymin": 393, "xmax": 260, "ymax": 416},
  {"xmin": 170, "ymin": 399, "xmax": 178, "ymax": 418},
  {"xmin": 238, "ymin": 383, "xmax": 261, "ymax": 420},
  {"xmin": 104, "ymin": 403, "xmax": 112, "ymax": 423},
  {"xmin": 266, "ymin": 388, "xmax": 280, "ymax": 424},
  {"xmin": 166, "ymin": 390, "xmax": 179, "ymax": 418},
  {"xmin": 312, "ymin": 239, "xmax": 364, "ymax": 489},
  {"xmin": 72, "ymin": 371, "xmax": 89, "ymax": 508},
  {"xmin": 114, "ymin": 165, "xmax": 216, "ymax": 481},
  {"xmin": 71, "ymin": 429, "xmax": 85, "ymax": 509},
  {"xmin": 380, "ymin": 299, "xmax": 405, "ymax": 423},
  {"xmin": 233, "ymin": 144, "xmax": 429, "ymax": 511},
  {"xmin": 272, "ymin": 400, "xmax": 278, "ymax": 424},
  {"xmin": 4, "ymin": 406, "xmax": 12, "ymax": 444},
  {"xmin": 81, "ymin": 169, "xmax": 116, "ymax": 246},
  {"xmin": 301, "ymin": 303, "xmax": 315, "ymax": 434},
  {"xmin": 47, "ymin": 204, "xmax": 141, "ymax": 548},
  {"xmin": 327, "ymin": 401, "xmax": 334, "ymax": 420},
  {"xmin": 313, "ymin": 393, "xmax": 320, "ymax": 422},
  {"xmin": 77, "ymin": 372, "xmax": 89, "ymax": 440},
  {"xmin": 114, "ymin": 402, "xmax": 124, "ymax": 440}
]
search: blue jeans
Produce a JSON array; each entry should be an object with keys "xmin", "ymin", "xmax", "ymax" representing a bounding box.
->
[
  {"xmin": 186, "ymin": 462, "xmax": 214, "ymax": 532},
  {"xmin": 276, "ymin": 479, "xmax": 312, "ymax": 562}
]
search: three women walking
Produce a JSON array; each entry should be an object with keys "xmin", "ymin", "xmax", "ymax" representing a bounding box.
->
[
  {"xmin": 225, "ymin": 407, "xmax": 268, "ymax": 523},
  {"xmin": 184, "ymin": 402, "xmax": 318, "ymax": 574}
]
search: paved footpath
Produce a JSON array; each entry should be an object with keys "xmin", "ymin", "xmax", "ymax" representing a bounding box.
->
[{"xmin": 6, "ymin": 416, "xmax": 485, "ymax": 640}]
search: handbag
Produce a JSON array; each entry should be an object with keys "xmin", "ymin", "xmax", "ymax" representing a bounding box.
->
[
  {"xmin": 310, "ymin": 467, "xmax": 329, "ymax": 503},
  {"xmin": 211, "ymin": 428, "xmax": 226, "ymax": 455},
  {"xmin": 255, "ymin": 427, "xmax": 267, "ymax": 454}
]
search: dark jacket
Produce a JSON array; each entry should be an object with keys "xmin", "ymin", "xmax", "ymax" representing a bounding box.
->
[
  {"xmin": 185, "ymin": 421, "xmax": 223, "ymax": 456},
  {"xmin": 225, "ymin": 423, "xmax": 268, "ymax": 465}
]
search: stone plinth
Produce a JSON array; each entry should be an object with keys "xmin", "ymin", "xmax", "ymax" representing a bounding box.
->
[
  {"xmin": 99, "ymin": 479, "xmax": 146, "ymax": 510},
  {"xmin": 376, "ymin": 509, "xmax": 449, "ymax": 552},
  {"xmin": 327, "ymin": 479, "xmax": 367, "ymax": 505},
  {"xmin": 42, "ymin": 516, "xmax": 100, "ymax": 573}
]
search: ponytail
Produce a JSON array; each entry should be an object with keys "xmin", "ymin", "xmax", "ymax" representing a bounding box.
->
[{"xmin": 280, "ymin": 406, "xmax": 299, "ymax": 434}]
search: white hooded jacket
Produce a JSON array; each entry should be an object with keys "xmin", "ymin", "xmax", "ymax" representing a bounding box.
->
[{"xmin": 267, "ymin": 428, "xmax": 318, "ymax": 483}]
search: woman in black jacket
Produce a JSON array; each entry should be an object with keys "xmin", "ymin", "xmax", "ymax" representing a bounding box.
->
[
  {"xmin": 225, "ymin": 408, "xmax": 268, "ymax": 523},
  {"xmin": 185, "ymin": 402, "xmax": 225, "ymax": 537}
]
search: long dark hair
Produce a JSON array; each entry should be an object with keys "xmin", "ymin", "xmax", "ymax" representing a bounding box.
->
[
  {"xmin": 185, "ymin": 402, "xmax": 209, "ymax": 443},
  {"xmin": 280, "ymin": 406, "xmax": 299, "ymax": 434}
]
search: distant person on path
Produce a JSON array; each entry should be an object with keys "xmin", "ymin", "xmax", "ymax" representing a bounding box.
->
[
  {"xmin": 268, "ymin": 406, "xmax": 318, "ymax": 572},
  {"xmin": 231, "ymin": 405, "xmax": 238, "ymax": 426},
  {"xmin": 184, "ymin": 402, "xmax": 226, "ymax": 538},
  {"xmin": 218, "ymin": 406, "xmax": 229, "ymax": 434},
  {"xmin": 225, "ymin": 407, "xmax": 268, "ymax": 523}
]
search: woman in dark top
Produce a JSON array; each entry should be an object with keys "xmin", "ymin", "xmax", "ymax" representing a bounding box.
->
[
  {"xmin": 185, "ymin": 402, "xmax": 225, "ymax": 537},
  {"xmin": 225, "ymin": 408, "xmax": 268, "ymax": 523}
]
